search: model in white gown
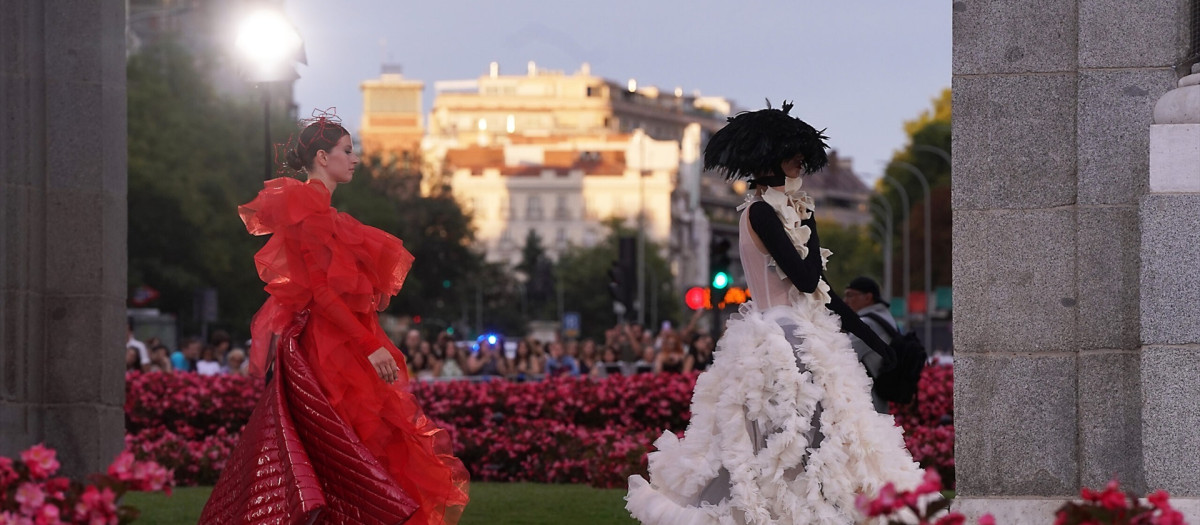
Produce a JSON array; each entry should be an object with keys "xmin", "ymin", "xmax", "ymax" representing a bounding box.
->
[{"xmin": 625, "ymin": 179, "xmax": 923, "ymax": 525}]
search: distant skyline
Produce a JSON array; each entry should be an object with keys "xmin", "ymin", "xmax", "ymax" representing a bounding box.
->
[{"xmin": 285, "ymin": 1, "xmax": 950, "ymax": 183}]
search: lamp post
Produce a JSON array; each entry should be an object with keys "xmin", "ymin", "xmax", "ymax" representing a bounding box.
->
[
  {"xmin": 913, "ymin": 144, "xmax": 951, "ymax": 167},
  {"xmin": 235, "ymin": 7, "xmax": 305, "ymax": 180},
  {"xmin": 868, "ymin": 198, "xmax": 894, "ymax": 300},
  {"xmin": 893, "ymin": 161, "xmax": 933, "ymax": 348},
  {"xmin": 880, "ymin": 175, "xmax": 911, "ymax": 329}
]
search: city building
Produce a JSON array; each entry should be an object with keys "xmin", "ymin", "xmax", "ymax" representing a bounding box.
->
[
  {"xmin": 359, "ymin": 66, "xmax": 425, "ymax": 161},
  {"xmin": 426, "ymin": 61, "xmax": 731, "ymax": 146}
]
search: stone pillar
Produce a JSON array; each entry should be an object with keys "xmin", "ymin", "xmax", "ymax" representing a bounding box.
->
[
  {"xmin": 0, "ymin": 2, "xmax": 127, "ymax": 477},
  {"xmin": 952, "ymin": 0, "xmax": 1188, "ymax": 521},
  {"xmin": 1138, "ymin": 69, "xmax": 1200, "ymax": 513}
]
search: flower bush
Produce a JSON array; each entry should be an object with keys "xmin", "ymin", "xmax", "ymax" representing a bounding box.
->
[
  {"xmin": 124, "ymin": 364, "xmax": 956, "ymax": 489},
  {"xmin": 890, "ymin": 363, "xmax": 955, "ymax": 487},
  {"xmin": 1055, "ymin": 480, "xmax": 1185, "ymax": 525},
  {"xmin": 0, "ymin": 444, "xmax": 172, "ymax": 524}
]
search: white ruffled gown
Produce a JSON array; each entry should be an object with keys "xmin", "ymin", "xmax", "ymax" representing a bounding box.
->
[{"xmin": 626, "ymin": 185, "xmax": 923, "ymax": 525}]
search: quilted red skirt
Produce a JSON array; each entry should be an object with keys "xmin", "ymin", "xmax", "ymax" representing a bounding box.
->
[{"xmin": 200, "ymin": 313, "xmax": 467, "ymax": 524}]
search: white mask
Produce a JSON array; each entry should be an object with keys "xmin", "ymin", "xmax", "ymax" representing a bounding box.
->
[{"xmin": 784, "ymin": 175, "xmax": 804, "ymax": 194}]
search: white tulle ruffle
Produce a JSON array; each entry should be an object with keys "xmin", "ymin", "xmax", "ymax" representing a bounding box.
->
[{"xmin": 626, "ymin": 300, "xmax": 923, "ymax": 525}]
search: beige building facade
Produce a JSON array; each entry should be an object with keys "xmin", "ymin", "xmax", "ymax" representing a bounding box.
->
[{"xmin": 359, "ymin": 68, "xmax": 424, "ymax": 160}]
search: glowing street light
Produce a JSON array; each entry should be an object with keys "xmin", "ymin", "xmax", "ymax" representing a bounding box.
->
[
  {"xmin": 235, "ymin": 8, "xmax": 304, "ymax": 83},
  {"xmin": 234, "ymin": 7, "xmax": 305, "ymax": 180}
]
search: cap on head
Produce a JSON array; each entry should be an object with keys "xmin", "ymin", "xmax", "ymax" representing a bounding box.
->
[{"xmin": 847, "ymin": 276, "xmax": 888, "ymax": 306}]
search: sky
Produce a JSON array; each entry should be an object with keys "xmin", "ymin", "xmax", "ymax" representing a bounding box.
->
[{"xmin": 284, "ymin": 1, "xmax": 950, "ymax": 183}]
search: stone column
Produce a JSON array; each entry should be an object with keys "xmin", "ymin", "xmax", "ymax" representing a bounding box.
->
[
  {"xmin": 0, "ymin": 2, "xmax": 127, "ymax": 477},
  {"xmin": 952, "ymin": 0, "xmax": 1186, "ymax": 521},
  {"xmin": 1138, "ymin": 68, "xmax": 1200, "ymax": 515}
]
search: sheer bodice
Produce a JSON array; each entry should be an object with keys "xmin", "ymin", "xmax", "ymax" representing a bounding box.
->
[{"xmin": 739, "ymin": 196, "xmax": 794, "ymax": 310}]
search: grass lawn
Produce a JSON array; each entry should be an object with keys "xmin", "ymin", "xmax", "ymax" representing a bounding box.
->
[{"xmin": 124, "ymin": 482, "xmax": 637, "ymax": 525}]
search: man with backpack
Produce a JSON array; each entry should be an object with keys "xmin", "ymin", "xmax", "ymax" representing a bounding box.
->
[{"xmin": 844, "ymin": 277, "xmax": 898, "ymax": 413}]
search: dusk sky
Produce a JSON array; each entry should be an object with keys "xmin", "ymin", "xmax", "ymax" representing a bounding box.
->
[{"xmin": 284, "ymin": 1, "xmax": 950, "ymax": 183}]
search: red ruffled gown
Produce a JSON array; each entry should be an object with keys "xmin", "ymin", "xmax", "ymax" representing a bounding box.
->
[{"xmin": 200, "ymin": 178, "xmax": 469, "ymax": 524}]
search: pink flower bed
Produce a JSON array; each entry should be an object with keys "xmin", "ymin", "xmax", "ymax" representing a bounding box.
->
[
  {"xmin": 0, "ymin": 444, "xmax": 172, "ymax": 524},
  {"xmin": 124, "ymin": 365, "xmax": 956, "ymax": 489},
  {"xmin": 891, "ymin": 363, "xmax": 955, "ymax": 487}
]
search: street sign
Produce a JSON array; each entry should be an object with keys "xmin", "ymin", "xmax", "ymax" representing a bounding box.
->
[{"xmin": 563, "ymin": 312, "xmax": 581, "ymax": 339}]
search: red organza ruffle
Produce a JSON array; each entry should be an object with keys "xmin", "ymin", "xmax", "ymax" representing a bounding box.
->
[
  {"xmin": 239, "ymin": 177, "xmax": 414, "ymax": 376},
  {"xmin": 230, "ymin": 178, "xmax": 467, "ymax": 523}
]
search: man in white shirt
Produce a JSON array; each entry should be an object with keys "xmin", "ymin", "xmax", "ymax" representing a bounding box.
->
[
  {"xmin": 843, "ymin": 277, "xmax": 897, "ymax": 414},
  {"xmin": 127, "ymin": 319, "xmax": 150, "ymax": 372}
]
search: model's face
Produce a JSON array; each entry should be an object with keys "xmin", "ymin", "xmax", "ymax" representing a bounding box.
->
[
  {"xmin": 317, "ymin": 135, "xmax": 358, "ymax": 182},
  {"xmin": 780, "ymin": 154, "xmax": 805, "ymax": 179},
  {"xmin": 843, "ymin": 289, "xmax": 872, "ymax": 311}
]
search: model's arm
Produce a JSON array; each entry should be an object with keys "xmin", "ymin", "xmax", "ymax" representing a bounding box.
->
[
  {"xmin": 747, "ymin": 201, "xmax": 896, "ymax": 372},
  {"xmin": 301, "ymin": 247, "xmax": 383, "ymax": 358},
  {"xmin": 747, "ymin": 202, "xmax": 825, "ymax": 293}
]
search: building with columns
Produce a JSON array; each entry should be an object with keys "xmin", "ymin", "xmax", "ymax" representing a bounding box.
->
[{"xmin": 952, "ymin": 1, "xmax": 1200, "ymax": 522}]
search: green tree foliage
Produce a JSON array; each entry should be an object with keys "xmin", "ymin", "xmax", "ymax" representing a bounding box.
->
[
  {"xmin": 127, "ymin": 41, "xmax": 274, "ymax": 339},
  {"xmin": 819, "ymin": 222, "xmax": 884, "ymax": 292},
  {"xmin": 556, "ymin": 222, "xmax": 679, "ymax": 341},
  {"xmin": 877, "ymin": 88, "xmax": 952, "ymax": 291}
]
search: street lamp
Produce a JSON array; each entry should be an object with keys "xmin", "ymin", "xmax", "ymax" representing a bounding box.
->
[
  {"xmin": 880, "ymin": 174, "xmax": 911, "ymax": 330},
  {"xmin": 235, "ymin": 7, "xmax": 305, "ymax": 180},
  {"xmin": 893, "ymin": 161, "xmax": 933, "ymax": 348},
  {"xmin": 868, "ymin": 198, "xmax": 894, "ymax": 299}
]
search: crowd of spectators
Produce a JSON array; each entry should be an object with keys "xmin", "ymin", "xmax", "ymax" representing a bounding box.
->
[
  {"xmin": 126, "ymin": 321, "xmax": 249, "ymax": 377},
  {"xmin": 401, "ymin": 309, "xmax": 716, "ymax": 382},
  {"xmin": 125, "ymin": 308, "xmax": 717, "ymax": 383}
]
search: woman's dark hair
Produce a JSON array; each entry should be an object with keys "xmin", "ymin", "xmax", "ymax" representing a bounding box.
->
[{"xmin": 285, "ymin": 119, "xmax": 350, "ymax": 171}]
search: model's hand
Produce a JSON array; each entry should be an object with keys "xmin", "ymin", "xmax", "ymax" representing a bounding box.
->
[{"xmin": 368, "ymin": 347, "xmax": 399, "ymax": 384}]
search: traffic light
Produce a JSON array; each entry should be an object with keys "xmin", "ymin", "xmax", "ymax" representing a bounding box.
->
[
  {"xmin": 685, "ymin": 286, "xmax": 710, "ymax": 310},
  {"xmin": 710, "ymin": 237, "xmax": 732, "ymax": 290}
]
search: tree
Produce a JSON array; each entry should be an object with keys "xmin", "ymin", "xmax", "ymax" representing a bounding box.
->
[
  {"xmin": 556, "ymin": 222, "xmax": 679, "ymax": 340},
  {"xmin": 877, "ymin": 88, "xmax": 952, "ymax": 291},
  {"xmin": 127, "ymin": 40, "xmax": 278, "ymax": 339},
  {"xmin": 819, "ymin": 222, "xmax": 884, "ymax": 292}
]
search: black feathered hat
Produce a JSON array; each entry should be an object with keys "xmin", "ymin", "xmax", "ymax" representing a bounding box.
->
[{"xmin": 703, "ymin": 100, "xmax": 830, "ymax": 185}]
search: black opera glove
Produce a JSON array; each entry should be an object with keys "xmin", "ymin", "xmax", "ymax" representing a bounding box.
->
[
  {"xmin": 747, "ymin": 201, "xmax": 825, "ymax": 293},
  {"xmin": 826, "ymin": 290, "xmax": 897, "ymax": 374}
]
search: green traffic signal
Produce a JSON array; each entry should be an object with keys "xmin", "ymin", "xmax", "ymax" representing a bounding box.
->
[{"xmin": 712, "ymin": 271, "xmax": 730, "ymax": 290}]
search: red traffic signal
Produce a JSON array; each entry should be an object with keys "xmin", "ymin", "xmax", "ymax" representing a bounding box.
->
[{"xmin": 685, "ymin": 287, "xmax": 710, "ymax": 310}]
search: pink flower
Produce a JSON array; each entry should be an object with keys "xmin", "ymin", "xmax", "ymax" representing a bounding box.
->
[
  {"xmin": 106, "ymin": 451, "xmax": 135, "ymax": 481},
  {"xmin": 0, "ymin": 511, "xmax": 33, "ymax": 525},
  {"xmin": 934, "ymin": 513, "xmax": 966, "ymax": 525},
  {"xmin": 32, "ymin": 504, "xmax": 60, "ymax": 525},
  {"xmin": 19, "ymin": 445, "xmax": 59, "ymax": 480},
  {"xmin": 978, "ymin": 514, "xmax": 996, "ymax": 525},
  {"xmin": 73, "ymin": 486, "xmax": 117, "ymax": 525},
  {"xmin": 15, "ymin": 482, "xmax": 45, "ymax": 515}
]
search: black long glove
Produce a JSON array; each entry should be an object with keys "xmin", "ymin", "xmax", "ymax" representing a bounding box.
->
[{"xmin": 747, "ymin": 201, "xmax": 897, "ymax": 374}]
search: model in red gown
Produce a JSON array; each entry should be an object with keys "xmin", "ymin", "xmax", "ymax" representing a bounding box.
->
[{"xmin": 200, "ymin": 175, "xmax": 469, "ymax": 524}]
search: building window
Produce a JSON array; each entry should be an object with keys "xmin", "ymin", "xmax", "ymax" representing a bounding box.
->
[
  {"xmin": 527, "ymin": 195, "xmax": 543, "ymax": 220},
  {"xmin": 556, "ymin": 227, "xmax": 568, "ymax": 249},
  {"xmin": 507, "ymin": 195, "xmax": 519, "ymax": 220},
  {"xmin": 554, "ymin": 194, "xmax": 570, "ymax": 220}
]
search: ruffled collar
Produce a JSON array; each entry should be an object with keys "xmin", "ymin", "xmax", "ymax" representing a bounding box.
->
[{"xmin": 737, "ymin": 178, "xmax": 832, "ymax": 304}]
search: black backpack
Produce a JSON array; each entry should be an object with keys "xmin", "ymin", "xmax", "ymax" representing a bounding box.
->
[{"xmin": 863, "ymin": 313, "xmax": 928, "ymax": 405}]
